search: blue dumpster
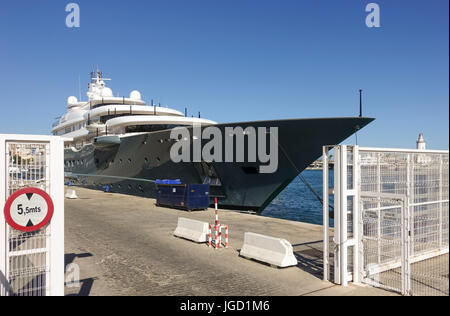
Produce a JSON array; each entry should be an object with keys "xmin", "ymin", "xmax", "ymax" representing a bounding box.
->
[{"xmin": 156, "ymin": 181, "xmax": 210, "ymax": 211}]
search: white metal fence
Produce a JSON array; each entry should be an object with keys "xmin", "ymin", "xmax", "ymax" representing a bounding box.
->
[
  {"xmin": 323, "ymin": 145, "xmax": 449, "ymax": 296},
  {"xmin": 0, "ymin": 134, "xmax": 65, "ymax": 296}
]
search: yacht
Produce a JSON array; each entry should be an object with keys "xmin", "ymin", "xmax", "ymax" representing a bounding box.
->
[{"xmin": 53, "ymin": 71, "xmax": 374, "ymax": 211}]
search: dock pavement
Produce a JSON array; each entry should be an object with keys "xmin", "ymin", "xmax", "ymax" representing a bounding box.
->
[{"xmin": 64, "ymin": 187, "xmax": 396, "ymax": 296}]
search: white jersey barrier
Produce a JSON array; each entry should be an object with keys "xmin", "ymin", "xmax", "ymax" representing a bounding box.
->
[
  {"xmin": 174, "ymin": 217, "xmax": 209, "ymax": 242},
  {"xmin": 240, "ymin": 232, "xmax": 297, "ymax": 268},
  {"xmin": 65, "ymin": 188, "xmax": 78, "ymax": 199}
]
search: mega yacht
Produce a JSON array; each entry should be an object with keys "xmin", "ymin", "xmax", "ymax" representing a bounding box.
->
[{"xmin": 54, "ymin": 71, "xmax": 374, "ymax": 212}]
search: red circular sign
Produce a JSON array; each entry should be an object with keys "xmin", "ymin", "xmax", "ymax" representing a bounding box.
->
[{"xmin": 4, "ymin": 187, "xmax": 54, "ymax": 232}]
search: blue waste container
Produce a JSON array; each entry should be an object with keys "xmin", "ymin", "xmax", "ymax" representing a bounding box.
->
[{"xmin": 156, "ymin": 181, "xmax": 210, "ymax": 211}]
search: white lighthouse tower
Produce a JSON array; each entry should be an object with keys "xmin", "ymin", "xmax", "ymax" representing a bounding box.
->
[
  {"xmin": 416, "ymin": 133, "xmax": 430, "ymax": 164},
  {"xmin": 416, "ymin": 133, "xmax": 426, "ymax": 150}
]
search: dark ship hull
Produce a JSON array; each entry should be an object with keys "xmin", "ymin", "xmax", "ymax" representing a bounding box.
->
[{"xmin": 65, "ymin": 117, "xmax": 374, "ymax": 212}]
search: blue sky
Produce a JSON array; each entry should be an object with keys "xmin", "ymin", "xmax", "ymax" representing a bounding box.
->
[{"xmin": 0, "ymin": 0, "xmax": 448, "ymax": 149}]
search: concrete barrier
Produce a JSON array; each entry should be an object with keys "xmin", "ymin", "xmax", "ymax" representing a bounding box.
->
[
  {"xmin": 65, "ymin": 189, "xmax": 78, "ymax": 199},
  {"xmin": 173, "ymin": 217, "xmax": 209, "ymax": 243},
  {"xmin": 239, "ymin": 232, "xmax": 298, "ymax": 268}
]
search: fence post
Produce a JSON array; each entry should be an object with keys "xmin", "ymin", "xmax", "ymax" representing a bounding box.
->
[
  {"xmin": 49, "ymin": 137, "xmax": 65, "ymax": 296},
  {"xmin": 407, "ymin": 154, "xmax": 415, "ymax": 257},
  {"xmin": 0, "ymin": 136, "xmax": 6, "ymax": 295},
  {"xmin": 341, "ymin": 145, "xmax": 349, "ymax": 286},
  {"xmin": 439, "ymin": 155, "xmax": 443, "ymax": 248},
  {"xmin": 353, "ymin": 146, "xmax": 360, "ymax": 284},
  {"xmin": 377, "ymin": 152, "xmax": 381, "ymax": 265},
  {"xmin": 333, "ymin": 145, "xmax": 350, "ymax": 286},
  {"xmin": 322, "ymin": 146, "xmax": 330, "ymax": 281},
  {"xmin": 401, "ymin": 197, "xmax": 411, "ymax": 295},
  {"xmin": 333, "ymin": 146, "xmax": 341, "ymax": 284}
]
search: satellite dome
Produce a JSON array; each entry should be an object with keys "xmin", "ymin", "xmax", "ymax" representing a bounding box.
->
[
  {"xmin": 130, "ymin": 90, "xmax": 142, "ymax": 100},
  {"xmin": 67, "ymin": 96, "xmax": 78, "ymax": 105},
  {"xmin": 102, "ymin": 87, "xmax": 113, "ymax": 97}
]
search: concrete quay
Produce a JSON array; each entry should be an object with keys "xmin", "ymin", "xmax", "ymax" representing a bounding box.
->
[{"xmin": 64, "ymin": 187, "xmax": 396, "ymax": 296}]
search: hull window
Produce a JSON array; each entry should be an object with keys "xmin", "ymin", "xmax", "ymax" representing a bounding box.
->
[{"xmin": 242, "ymin": 166, "xmax": 259, "ymax": 174}]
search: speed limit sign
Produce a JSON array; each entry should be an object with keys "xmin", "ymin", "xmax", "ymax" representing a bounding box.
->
[{"xmin": 4, "ymin": 187, "xmax": 54, "ymax": 232}]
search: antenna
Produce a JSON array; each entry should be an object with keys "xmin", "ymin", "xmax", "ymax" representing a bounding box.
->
[
  {"xmin": 78, "ymin": 75, "xmax": 82, "ymax": 101},
  {"xmin": 359, "ymin": 89, "xmax": 363, "ymax": 117}
]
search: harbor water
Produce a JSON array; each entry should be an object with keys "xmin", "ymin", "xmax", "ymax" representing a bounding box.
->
[{"xmin": 262, "ymin": 170, "xmax": 334, "ymax": 226}]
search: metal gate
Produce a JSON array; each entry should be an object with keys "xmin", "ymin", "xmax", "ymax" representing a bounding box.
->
[
  {"xmin": 323, "ymin": 145, "xmax": 449, "ymax": 296},
  {"xmin": 360, "ymin": 193, "xmax": 409, "ymax": 294},
  {"xmin": 1, "ymin": 134, "xmax": 65, "ymax": 296}
]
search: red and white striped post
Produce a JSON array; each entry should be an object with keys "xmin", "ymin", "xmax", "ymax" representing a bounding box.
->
[
  {"xmin": 208, "ymin": 224, "xmax": 212, "ymax": 247},
  {"xmin": 217, "ymin": 225, "xmax": 229, "ymax": 248},
  {"xmin": 214, "ymin": 226, "xmax": 219, "ymax": 249},
  {"xmin": 214, "ymin": 197, "xmax": 219, "ymax": 249},
  {"xmin": 223, "ymin": 225, "xmax": 229, "ymax": 248},
  {"xmin": 214, "ymin": 197, "xmax": 219, "ymax": 227},
  {"xmin": 208, "ymin": 197, "xmax": 229, "ymax": 249}
]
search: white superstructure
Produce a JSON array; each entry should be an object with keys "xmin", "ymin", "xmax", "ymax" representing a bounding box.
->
[{"xmin": 52, "ymin": 71, "xmax": 216, "ymax": 148}]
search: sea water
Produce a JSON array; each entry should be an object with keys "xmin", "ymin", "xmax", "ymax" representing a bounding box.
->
[{"xmin": 262, "ymin": 170, "xmax": 334, "ymax": 226}]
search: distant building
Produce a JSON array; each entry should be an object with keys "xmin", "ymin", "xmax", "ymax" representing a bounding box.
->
[
  {"xmin": 417, "ymin": 133, "xmax": 426, "ymax": 150},
  {"xmin": 416, "ymin": 133, "xmax": 431, "ymax": 164}
]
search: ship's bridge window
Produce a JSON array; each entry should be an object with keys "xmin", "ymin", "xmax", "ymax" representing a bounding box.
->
[
  {"xmin": 99, "ymin": 113, "xmax": 148, "ymax": 124},
  {"xmin": 54, "ymin": 129, "xmax": 65, "ymax": 136},
  {"xmin": 125, "ymin": 124, "xmax": 181, "ymax": 133}
]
